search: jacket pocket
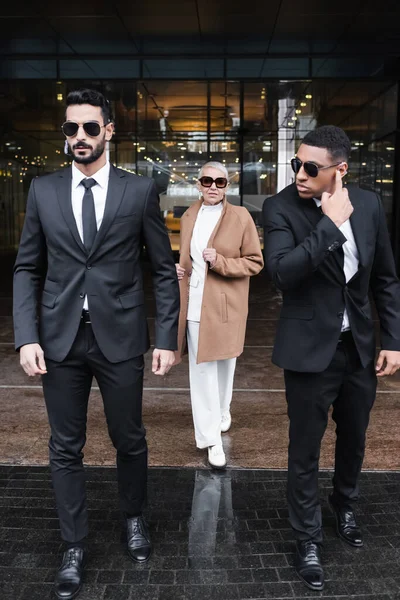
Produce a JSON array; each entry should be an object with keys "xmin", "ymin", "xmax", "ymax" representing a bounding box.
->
[
  {"xmin": 41, "ymin": 290, "xmax": 58, "ymax": 308},
  {"xmin": 118, "ymin": 289, "xmax": 145, "ymax": 309},
  {"xmin": 221, "ymin": 293, "xmax": 228, "ymax": 323},
  {"xmin": 189, "ymin": 272, "xmax": 199, "ymax": 288},
  {"xmin": 280, "ymin": 305, "xmax": 314, "ymax": 320},
  {"xmin": 113, "ymin": 212, "xmax": 137, "ymax": 223}
]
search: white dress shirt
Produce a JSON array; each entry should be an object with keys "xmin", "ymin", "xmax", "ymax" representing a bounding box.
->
[
  {"xmin": 71, "ymin": 161, "xmax": 110, "ymax": 309},
  {"xmin": 187, "ymin": 202, "xmax": 223, "ymax": 322},
  {"xmin": 314, "ymin": 198, "xmax": 359, "ymax": 331}
]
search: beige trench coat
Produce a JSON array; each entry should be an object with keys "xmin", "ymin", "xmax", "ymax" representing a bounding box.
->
[{"xmin": 175, "ymin": 198, "xmax": 264, "ymax": 364}]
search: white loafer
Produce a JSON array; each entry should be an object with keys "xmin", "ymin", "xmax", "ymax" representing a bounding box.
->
[
  {"xmin": 208, "ymin": 444, "xmax": 227, "ymax": 469},
  {"xmin": 221, "ymin": 412, "xmax": 232, "ymax": 433}
]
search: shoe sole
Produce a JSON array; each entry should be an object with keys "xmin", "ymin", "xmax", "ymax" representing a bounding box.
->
[
  {"xmin": 296, "ymin": 569, "xmax": 325, "ymax": 592},
  {"xmin": 207, "ymin": 459, "xmax": 227, "ymax": 470},
  {"xmin": 328, "ymin": 499, "xmax": 364, "ymax": 548}
]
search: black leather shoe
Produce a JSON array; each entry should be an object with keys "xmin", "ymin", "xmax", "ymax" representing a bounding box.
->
[
  {"xmin": 127, "ymin": 516, "xmax": 152, "ymax": 563},
  {"xmin": 54, "ymin": 547, "xmax": 85, "ymax": 600},
  {"xmin": 295, "ymin": 540, "xmax": 324, "ymax": 592},
  {"xmin": 329, "ymin": 494, "xmax": 363, "ymax": 547}
]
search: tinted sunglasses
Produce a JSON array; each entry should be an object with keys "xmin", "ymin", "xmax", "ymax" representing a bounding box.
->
[
  {"xmin": 61, "ymin": 121, "xmax": 105, "ymax": 138},
  {"xmin": 291, "ymin": 156, "xmax": 343, "ymax": 178},
  {"xmin": 198, "ymin": 176, "xmax": 228, "ymax": 188}
]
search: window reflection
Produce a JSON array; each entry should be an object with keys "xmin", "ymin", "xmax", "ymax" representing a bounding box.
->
[{"xmin": 0, "ymin": 79, "xmax": 397, "ymax": 254}]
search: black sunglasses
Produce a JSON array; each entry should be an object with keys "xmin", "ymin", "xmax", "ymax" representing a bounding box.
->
[
  {"xmin": 61, "ymin": 121, "xmax": 106, "ymax": 138},
  {"xmin": 198, "ymin": 176, "xmax": 228, "ymax": 189},
  {"xmin": 291, "ymin": 156, "xmax": 343, "ymax": 178}
]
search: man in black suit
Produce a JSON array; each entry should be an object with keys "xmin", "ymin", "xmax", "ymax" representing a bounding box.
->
[
  {"xmin": 13, "ymin": 89, "xmax": 180, "ymax": 600},
  {"xmin": 263, "ymin": 126, "xmax": 400, "ymax": 591}
]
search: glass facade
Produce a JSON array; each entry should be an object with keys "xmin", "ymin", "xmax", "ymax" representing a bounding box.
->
[{"xmin": 0, "ymin": 79, "xmax": 397, "ymax": 253}]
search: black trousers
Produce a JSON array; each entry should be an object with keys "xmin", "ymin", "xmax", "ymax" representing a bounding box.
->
[
  {"xmin": 42, "ymin": 318, "xmax": 147, "ymax": 543},
  {"xmin": 284, "ymin": 332, "xmax": 377, "ymax": 543}
]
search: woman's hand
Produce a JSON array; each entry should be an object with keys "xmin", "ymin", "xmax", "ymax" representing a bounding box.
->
[
  {"xmin": 203, "ymin": 248, "xmax": 217, "ymax": 268},
  {"xmin": 175, "ymin": 264, "xmax": 186, "ymax": 280}
]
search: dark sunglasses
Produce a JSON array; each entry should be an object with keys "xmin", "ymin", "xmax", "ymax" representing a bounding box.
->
[
  {"xmin": 198, "ymin": 176, "xmax": 228, "ymax": 189},
  {"xmin": 291, "ymin": 156, "xmax": 343, "ymax": 178},
  {"xmin": 61, "ymin": 121, "xmax": 105, "ymax": 138}
]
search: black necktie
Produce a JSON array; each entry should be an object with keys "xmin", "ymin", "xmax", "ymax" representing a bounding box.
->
[{"xmin": 81, "ymin": 178, "xmax": 97, "ymax": 253}]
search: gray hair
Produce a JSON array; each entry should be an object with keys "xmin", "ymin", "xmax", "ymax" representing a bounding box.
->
[{"xmin": 198, "ymin": 161, "xmax": 229, "ymax": 180}]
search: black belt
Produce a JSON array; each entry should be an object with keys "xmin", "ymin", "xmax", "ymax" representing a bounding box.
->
[{"xmin": 81, "ymin": 309, "xmax": 91, "ymax": 324}]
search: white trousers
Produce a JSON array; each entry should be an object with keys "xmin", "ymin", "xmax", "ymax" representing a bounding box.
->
[{"xmin": 187, "ymin": 320, "xmax": 237, "ymax": 449}]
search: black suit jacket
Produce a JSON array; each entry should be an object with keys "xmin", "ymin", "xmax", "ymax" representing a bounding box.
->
[
  {"xmin": 13, "ymin": 165, "xmax": 180, "ymax": 363},
  {"xmin": 263, "ymin": 183, "xmax": 400, "ymax": 372}
]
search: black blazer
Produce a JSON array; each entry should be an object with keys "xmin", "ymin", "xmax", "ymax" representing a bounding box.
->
[
  {"xmin": 263, "ymin": 183, "xmax": 400, "ymax": 372},
  {"xmin": 13, "ymin": 165, "xmax": 180, "ymax": 363}
]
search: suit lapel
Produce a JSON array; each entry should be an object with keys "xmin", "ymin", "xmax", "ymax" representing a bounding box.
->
[
  {"xmin": 301, "ymin": 196, "xmax": 345, "ymax": 282},
  {"xmin": 301, "ymin": 199, "xmax": 322, "ymax": 230},
  {"xmin": 57, "ymin": 167, "xmax": 86, "ymax": 253},
  {"xmin": 348, "ymin": 188, "xmax": 366, "ymax": 270},
  {"xmin": 88, "ymin": 165, "xmax": 127, "ymax": 258}
]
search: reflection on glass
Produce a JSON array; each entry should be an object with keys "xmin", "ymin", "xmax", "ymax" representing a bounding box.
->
[
  {"xmin": 0, "ymin": 79, "xmax": 396, "ymax": 254},
  {"xmin": 188, "ymin": 470, "xmax": 233, "ymax": 566},
  {"xmin": 210, "ymin": 82, "xmax": 240, "ymax": 134}
]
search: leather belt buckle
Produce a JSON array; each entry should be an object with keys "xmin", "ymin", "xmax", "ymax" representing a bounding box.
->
[{"xmin": 81, "ymin": 310, "xmax": 91, "ymax": 324}]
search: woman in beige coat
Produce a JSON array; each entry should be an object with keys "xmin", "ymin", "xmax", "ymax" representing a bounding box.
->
[{"xmin": 175, "ymin": 161, "xmax": 264, "ymax": 468}]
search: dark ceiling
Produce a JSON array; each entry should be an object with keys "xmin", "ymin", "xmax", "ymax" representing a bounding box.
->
[{"xmin": 0, "ymin": 0, "xmax": 400, "ymax": 79}]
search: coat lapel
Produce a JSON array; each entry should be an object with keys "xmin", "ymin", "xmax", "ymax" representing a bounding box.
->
[
  {"xmin": 57, "ymin": 167, "xmax": 86, "ymax": 253},
  {"xmin": 180, "ymin": 200, "xmax": 202, "ymax": 271},
  {"xmin": 88, "ymin": 165, "xmax": 127, "ymax": 258},
  {"xmin": 207, "ymin": 197, "xmax": 228, "ymax": 247}
]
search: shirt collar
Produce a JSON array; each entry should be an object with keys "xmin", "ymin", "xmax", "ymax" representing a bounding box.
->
[
  {"xmin": 72, "ymin": 161, "xmax": 110, "ymax": 190},
  {"xmin": 313, "ymin": 198, "xmax": 321, "ymax": 207}
]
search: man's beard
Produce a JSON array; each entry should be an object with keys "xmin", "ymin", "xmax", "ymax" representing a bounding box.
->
[{"xmin": 70, "ymin": 138, "xmax": 106, "ymax": 165}]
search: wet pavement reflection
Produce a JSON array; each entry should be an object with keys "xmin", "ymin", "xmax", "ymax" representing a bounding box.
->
[
  {"xmin": 188, "ymin": 471, "xmax": 234, "ymax": 566},
  {"xmin": 1, "ymin": 466, "xmax": 400, "ymax": 599}
]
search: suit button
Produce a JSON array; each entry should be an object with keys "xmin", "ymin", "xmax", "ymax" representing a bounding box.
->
[
  {"xmin": 337, "ymin": 311, "xmax": 344, "ymax": 319},
  {"xmin": 79, "ymin": 293, "xmax": 84, "ymax": 298},
  {"xmin": 86, "ymin": 265, "xmax": 92, "ymax": 270}
]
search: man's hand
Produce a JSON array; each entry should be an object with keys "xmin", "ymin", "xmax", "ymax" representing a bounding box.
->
[
  {"xmin": 175, "ymin": 264, "xmax": 186, "ymax": 280},
  {"xmin": 203, "ymin": 248, "xmax": 217, "ymax": 268},
  {"xmin": 321, "ymin": 170, "xmax": 353, "ymax": 228},
  {"xmin": 152, "ymin": 348, "xmax": 175, "ymax": 376},
  {"xmin": 20, "ymin": 343, "xmax": 47, "ymax": 377},
  {"xmin": 375, "ymin": 350, "xmax": 400, "ymax": 377}
]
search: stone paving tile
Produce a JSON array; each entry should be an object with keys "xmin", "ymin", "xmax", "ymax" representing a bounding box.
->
[{"xmin": 0, "ymin": 466, "xmax": 400, "ymax": 599}]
